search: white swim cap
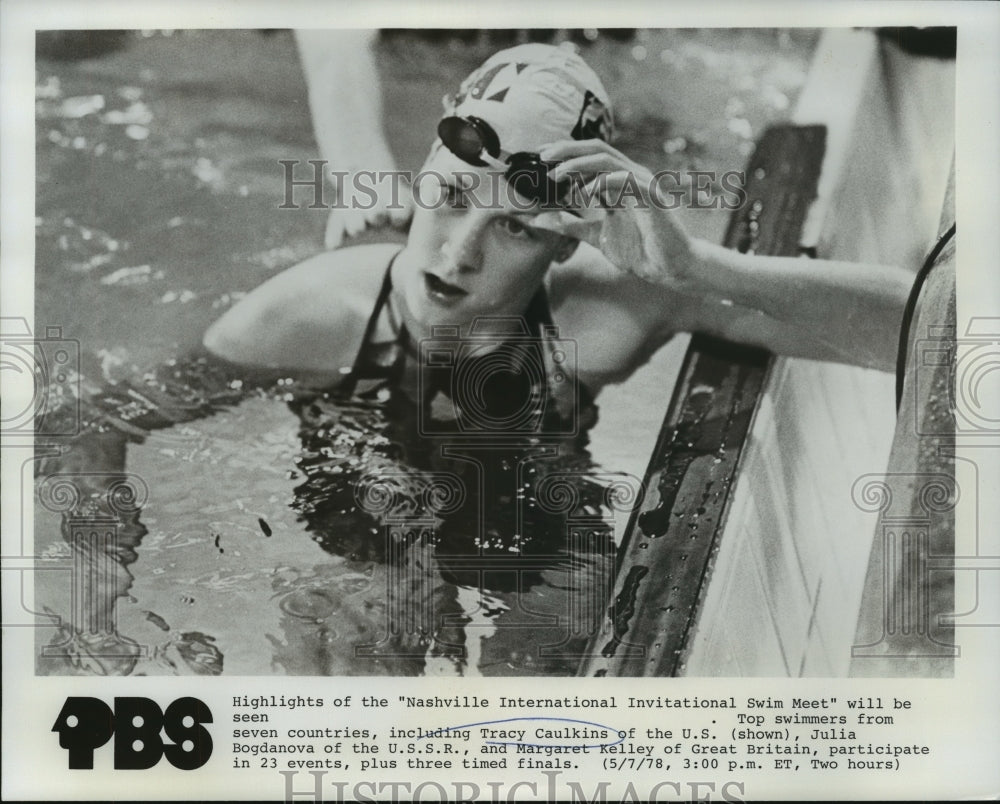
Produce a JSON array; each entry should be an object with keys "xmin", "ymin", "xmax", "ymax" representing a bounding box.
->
[{"xmin": 442, "ymin": 43, "xmax": 614, "ymax": 155}]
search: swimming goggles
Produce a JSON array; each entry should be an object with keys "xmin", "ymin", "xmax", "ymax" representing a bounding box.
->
[{"xmin": 437, "ymin": 115, "xmax": 569, "ymax": 205}]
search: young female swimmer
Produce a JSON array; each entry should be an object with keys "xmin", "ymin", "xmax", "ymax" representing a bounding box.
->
[{"xmin": 204, "ymin": 44, "xmax": 912, "ymax": 399}]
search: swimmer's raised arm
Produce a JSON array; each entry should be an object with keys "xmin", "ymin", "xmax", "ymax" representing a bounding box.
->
[{"xmin": 539, "ymin": 139, "xmax": 912, "ymax": 372}]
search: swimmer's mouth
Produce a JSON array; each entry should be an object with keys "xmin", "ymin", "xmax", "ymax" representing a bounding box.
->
[{"xmin": 423, "ymin": 272, "xmax": 468, "ymax": 305}]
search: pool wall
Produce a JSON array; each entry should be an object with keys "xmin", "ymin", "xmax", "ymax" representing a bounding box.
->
[{"xmin": 683, "ymin": 29, "xmax": 956, "ymax": 677}]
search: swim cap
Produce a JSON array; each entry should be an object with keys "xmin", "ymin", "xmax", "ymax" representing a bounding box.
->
[{"xmin": 442, "ymin": 43, "xmax": 614, "ymax": 155}]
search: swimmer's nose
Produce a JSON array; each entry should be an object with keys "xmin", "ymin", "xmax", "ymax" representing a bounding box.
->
[{"xmin": 440, "ymin": 213, "xmax": 489, "ymax": 275}]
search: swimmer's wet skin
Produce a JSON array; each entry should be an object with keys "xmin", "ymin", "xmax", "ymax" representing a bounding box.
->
[{"xmin": 204, "ymin": 42, "xmax": 912, "ymax": 388}]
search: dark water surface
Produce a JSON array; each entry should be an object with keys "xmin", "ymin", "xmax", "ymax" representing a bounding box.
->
[{"xmin": 33, "ymin": 30, "xmax": 817, "ymax": 675}]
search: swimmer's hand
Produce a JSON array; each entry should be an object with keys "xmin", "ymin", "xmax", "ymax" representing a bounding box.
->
[
  {"xmin": 532, "ymin": 140, "xmax": 696, "ymax": 287},
  {"xmin": 324, "ymin": 171, "xmax": 413, "ymax": 249}
]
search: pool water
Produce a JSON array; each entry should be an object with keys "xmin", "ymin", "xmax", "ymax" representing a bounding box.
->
[
  {"xmin": 33, "ymin": 29, "xmax": 817, "ymax": 675},
  {"xmin": 35, "ymin": 359, "xmax": 625, "ymax": 676}
]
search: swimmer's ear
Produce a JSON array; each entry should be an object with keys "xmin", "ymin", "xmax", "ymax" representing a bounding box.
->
[{"xmin": 553, "ymin": 236, "xmax": 580, "ymax": 264}]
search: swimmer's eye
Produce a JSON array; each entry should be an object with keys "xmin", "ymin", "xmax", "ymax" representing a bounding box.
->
[{"xmin": 497, "ymin": 217, "xmax": 534, "ymax": 239}]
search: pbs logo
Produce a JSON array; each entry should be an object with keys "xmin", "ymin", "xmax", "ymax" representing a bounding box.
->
[{"xmin": 52, "ymin": 697, "xmax": 213, "ymax": 770}]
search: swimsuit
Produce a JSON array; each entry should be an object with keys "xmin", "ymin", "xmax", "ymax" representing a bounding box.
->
[
  {"xmin": 337, "ymin": 250, "xmax": 596, "ymax": 431},
  {"xmin": 335, "ymin": 251, "xmax": 409, "ymax": 400}
]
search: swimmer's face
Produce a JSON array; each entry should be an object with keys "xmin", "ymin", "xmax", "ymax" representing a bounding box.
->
[{"xmin": 392, "ymin": 146, "xmax": 576, "ymax": 337}]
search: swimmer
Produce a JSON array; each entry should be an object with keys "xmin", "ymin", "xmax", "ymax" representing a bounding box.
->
[
  {"xmin": 294, "ymin": 30, "xmax": 637, "ymax": 248},
  {"xmin": 204, "ymin": 43, "xmax": 913, "ymax": 403}
]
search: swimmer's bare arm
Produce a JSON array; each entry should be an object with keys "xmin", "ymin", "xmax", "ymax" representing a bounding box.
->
[
  {"xmin": 665, "ymin": 240, "xmax": 911, "ymax": 370},
  {"xmin": 550, "ymin": 238, "xmax": 910, "ymax": 392},
  {"xmin": 202, "ymin": 243, "xmax": 399, "ymax": 371},
  {"xmin": 548, "ymin": 248, "xmax": 686, "ymax": 392},
  {"xmin": 540, "ymin": 139, "xmax": 912, "ymax": 372}
]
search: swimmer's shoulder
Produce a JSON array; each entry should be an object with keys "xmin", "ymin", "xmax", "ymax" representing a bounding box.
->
[
  {"xmin": 203, "ymin": 243, "xmax": 402, "ymax": 372},
  {"xmin": 548, "ymin": 245, "xmax": 682, "ymax": 391}
]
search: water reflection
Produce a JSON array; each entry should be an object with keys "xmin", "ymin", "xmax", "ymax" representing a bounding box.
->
[{"xmin": 35, "ymin": 353, "xmax": 637, "ymax": 676}]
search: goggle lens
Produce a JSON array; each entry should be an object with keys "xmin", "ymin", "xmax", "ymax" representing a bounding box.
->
[
  {"xmin": 437, "ymin": 116, "xmax": 499, "ymax": 166},
  {"xmin": 437, "ymin": 116, "xmax": 568, "ymax": 205}
]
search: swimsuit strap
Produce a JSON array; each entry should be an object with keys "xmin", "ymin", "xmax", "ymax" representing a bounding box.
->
[
  {"xmin": 340, "ymin": 254, "xmax": 584, "ymax": 413},
  {"xmin": 523, "ymin": 281, "xmax": 554, "ymax": 337},
  {"xmin": 338, "ymin": 251, "xmax": 408, "ymax": 397}
]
